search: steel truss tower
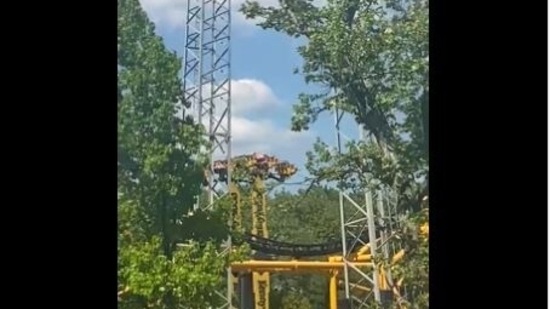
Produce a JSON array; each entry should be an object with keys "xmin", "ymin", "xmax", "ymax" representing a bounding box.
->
[
  {"xmin": 333, "ymin": 108, "xmax": 400, "ymax": 308},
  {"xmin": 182, "ymin": 0, "xmax": 233, "ymax": 308}
]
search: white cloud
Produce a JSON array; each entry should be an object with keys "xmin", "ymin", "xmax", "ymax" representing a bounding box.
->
[
  {"xmin": 232, "ymin": 79, "xmax": 280, "ymax": 115},
  {"xmin": 189, "ymin": 78, "xmax": 279, "ymax": 117},
  {"xmin": 231, "ymin": 116, "xmax": 311, "ymax": 156},
  {"xmin": 139, "ymin": 0, "xmax": 187, "ymax": 29},
  {"xmin": 138, "ymin": 0, "xmax": 269, "ymax": 30},
  {"xmin": 187, "ymin": 78, "xmax": 314, "ymax": 161},
  {"xmin": 139, "ymin": 0, "xmax": 325, "ymax": 31}
]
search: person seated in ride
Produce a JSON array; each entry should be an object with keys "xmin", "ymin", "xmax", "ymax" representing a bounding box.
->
[
  {"xmin": 250, "ymin": 152, "xmax": 270, "ymax": 175},
  {"xmin": 253, "ymin": 152, "xmax": 266, "ymax": 162},
  {"xmin": 207, "ymin": 160, "xmax": 228, "ymax": 183}
]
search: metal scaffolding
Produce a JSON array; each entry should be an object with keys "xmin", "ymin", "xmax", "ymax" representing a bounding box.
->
[
  {"xmin": 179, "ymin": 1, "xmax": 403, "ymax": 307},
  {"xmin": 333, "ymin": 108, "xmax": 399, "ymax": 308},
  {"xmin": 182, "ymin": 0, "xmax": 232, "ymax": 307}
]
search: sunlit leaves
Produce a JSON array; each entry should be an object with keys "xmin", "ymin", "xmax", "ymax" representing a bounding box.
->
[
  {"xmin": 240, "ymin": 0, "xmax": 428, "ymax": 306},
  {"xmin": 118, "ymin": 238, "xmax": 226, "ymax": 308},
  {"xmin": 241, "ymin": 0, "xmax": 428, "ymax": 208},
  {"xmin": 118, "ymin": 0, "xmax": 229, "ymax": 308},
  {"xmin": 387, "ymin": 208, "xmax": 429, "ymax": 308}
]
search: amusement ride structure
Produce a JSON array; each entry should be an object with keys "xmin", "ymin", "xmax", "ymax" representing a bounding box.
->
[
  {"xmin": 202, "ymin": 153, "xmax": 427, "ymax": 309},
  {"xmin": 181, "ymin": 1, "xmax": 428, "ymax": 308}
]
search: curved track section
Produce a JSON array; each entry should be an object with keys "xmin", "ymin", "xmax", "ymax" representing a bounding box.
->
[{"xmin": 241, "ymin": 233, "xmax": 370, "ymax": 257}]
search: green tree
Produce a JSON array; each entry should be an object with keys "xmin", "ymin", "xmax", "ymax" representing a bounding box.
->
[
  {"xmin": 269, "ymin": 187, "xmax": 341, "ymax": 242},
  {"xmin": 117, "ymin": 0, "xmax": 228, "ymax": 307},
  {"xmin": 265, "ymin": 187, "xmax": 387, "ymax": 308},
  {"xmin": 267, "ymin": 187, "xmax": 341, "ymax": 308},
  {"xmin": 241, "ymin": 0, "xmax": 428, "ymax": 211},
  {"xmin": 281, "ymin": 290, "xmax": 314, "ymax": 309},
  {"xmin": 240, "ymin": 0, "xmax": 429, "ymax": 307}
]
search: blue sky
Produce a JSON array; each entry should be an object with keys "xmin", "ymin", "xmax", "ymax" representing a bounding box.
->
[{"xmin": 140, "ymin": 0, "xmax": 360, "ymax": 186}]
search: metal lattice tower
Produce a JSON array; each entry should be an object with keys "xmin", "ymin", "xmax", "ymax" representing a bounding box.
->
[
  {"xmin": 334, "ymin": 107, "xmax": 399, "ymax": 308},
  {"xmin": 182, "ymin": 0, "xmax": 232, "ymax": 307}
]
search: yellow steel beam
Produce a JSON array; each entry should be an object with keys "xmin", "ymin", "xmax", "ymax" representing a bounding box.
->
[
  {"xmin": 391, "ymin": 249, "xmax": 406, "ymax": 265},
  {"xmin": 329, "ymin": 254, "xmax": 372, "ymax": 262},
  {"xmin": 229, "ymin": 183, "xmax": 242, "ymax": 233},
  {"xmin": 420, "ymin": 222, "xmax": 429, "ymax": 237},
  {"xmin": 329, "ymin": 272, "xmax": 338, "ymax": 309},
  {"xmin": 253, "ymin": 272, "xmax": 269, "ymax": 309},
  {"xmin": 250, "ymin": 175, "xmax": 270, "ymax": 309},
  {"xmin": 231, "ymin": 260, "xmax": 374, "ymax": 272},
  {"xmin": 357, "ymin": 244, "xmax": 371, "ymax": 256}
]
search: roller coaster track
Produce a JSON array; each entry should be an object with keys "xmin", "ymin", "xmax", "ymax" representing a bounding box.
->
[{"xmin": 239, "ymin": 232, "xmax": 372, "ymax": 257}]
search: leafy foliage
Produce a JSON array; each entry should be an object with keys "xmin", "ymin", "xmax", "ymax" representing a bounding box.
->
[
  {"xmin": 117, "ymin": 0, "xmax": 429, "ymax": 307},
  {"xmin": 117, "ymin": 0, "xmax": 229, "ymax": 308},
  {"xmin": 241, "ymin": 0, "xmax": 429, "ymax": 212},
  {"xmin": 269, "ymin": 187, "xmax": 341, "ymax": 242},
  {"xmin": 240, "ymin": 0, "xmax": 429, "ymax": 307},
  {"xmin": 263, "ymin": 186, "xmax": 429, "ymax": 308},
  {"xmin": 118, "ymin": 238, "xmax": 225, "ymax": 309},
  {"xmin": 267, "ymin": 187, "xmax": 341, "ymax": 308},
  {"xmin": 388, "ymin": 208, "xmax": 429, "ymax": 309},
  {"xmin": 280, "ymin": 290, "xmax": 314, "ymax": 309}
]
